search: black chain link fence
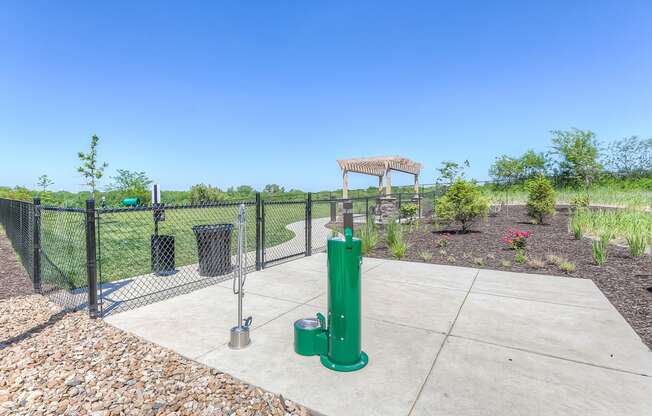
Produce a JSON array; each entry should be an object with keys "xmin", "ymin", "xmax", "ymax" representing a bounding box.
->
[
  {"xmin": 0, "ymin": 190, "xmax": 442, "ymax": 316},
  {"xmin": 96, "ymin": 201, "xmax": 255, "ymax": 315},
  {"xmin": 0, "ymin": 199, "xmax": 34, "ymax": 280}
]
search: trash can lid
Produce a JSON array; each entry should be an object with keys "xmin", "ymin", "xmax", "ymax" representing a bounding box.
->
[{"xmin": 191, "ymin": 223, "xmax": 234, "ymax": 233}]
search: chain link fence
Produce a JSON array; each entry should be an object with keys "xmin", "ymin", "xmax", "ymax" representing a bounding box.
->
[
  {"xmin": 0, "ymin": 191, "xmax": 441, "ymax": 316},
  {"xmin": 0, "ymin": 199, "xmax": 34, "ymax": 280}
]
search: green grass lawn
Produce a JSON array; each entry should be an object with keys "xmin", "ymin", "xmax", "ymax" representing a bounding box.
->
[{"xmin": 38, "ymin": 202, "xmax": 328, "ymax": 289}]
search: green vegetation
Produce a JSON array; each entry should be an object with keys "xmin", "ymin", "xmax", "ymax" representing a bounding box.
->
[
  {"xmin": 77, "ymin": 134, "xmax": 109, "ymax": 200},
  {"xmin": 399, "ymin": 203, "xmax": 418, "ymax": 221},
  {"xmin": 592, "ymin": 234, "xmax": 611, "ymax": 265},
  {"xmin": 388, "ymin": 225, "xmax": 408, "ymax": 260},
  {"xmin": 559, "ymin": 260, "xmax": 576, "ymax": 273},
  {"xmin": 514, "ymin": 249, "xmax": 526, "ymax": 264},
  {"xmin": 435, "ymin": 179, "xmax": 489, "ymax": 232},
  {"xmin": 356, "ymin": 221, "xmax": 379, "ymax": 255},
  {"xmin": 525, "ymin": 176, "xmax": 556, "ymax": 224}
]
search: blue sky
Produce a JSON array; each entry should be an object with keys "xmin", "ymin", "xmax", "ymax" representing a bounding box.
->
[{"xmin": 1, "ymin": 1, "xmax": 651, "ymax": 192}]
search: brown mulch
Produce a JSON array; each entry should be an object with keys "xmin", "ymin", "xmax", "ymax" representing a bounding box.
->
[
  {"xmin": 341, "ymin": 206, "xmax": 652, "ymax": 348},
  {"xmin": 0, "ymin": 231, "xmax": 33, "ymax": 300}
]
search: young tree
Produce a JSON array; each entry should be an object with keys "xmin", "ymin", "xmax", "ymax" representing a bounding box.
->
[
  {"xmin": 525, "ymin": 176, "xmax": 556, "ymax": 224},
  {"xmin": 520, "ymin": 150, "xmax": 549, "ymax": 178},
  {"xmin": 109, "ymin": 169, "xmax": 152, "ymax": 193},
  {"xmin": 550, "ymin": 128, "xmax": 602, "ymax": 190},
  {"xmin": 263, "ymin": 184, "xmax": 285, "ymax": 194},
  {"xmin": 436, "ymin": 160, "xmax": 470, "ymax": 183},
  {"xmin": 78, "ymin": 134, "xmax": 108, "ymax": 200},
  {"xmin": 36, "ymin": 174, "xmax": 54, "ymax": 192},
  {"xmin": 489, "ymin": 155, "xmax": 523, "ymax": 184},
  {"xmin": 190, "ymin": 183, "xmax": 223, "ymax": 204},
  {"xmin": 435, "ymin": 179, "xmax": 489, "ymax": 232},
  {"xmin": 604, "ymin": 136, "xmax": 652, "ymax": 177}
]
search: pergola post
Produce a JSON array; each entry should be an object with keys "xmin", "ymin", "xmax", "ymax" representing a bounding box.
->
[
  {"xmin": 414, "ymin": 174, "xmax": 419, "ymax": 195},
  {"xmin": 378, "ymin": 175, "xmax": 384, "ymax": 195},
  {"xmin": 385, "ymin": 168, "xmax": 392, "ymax": 196},
  {"xmin": 342, "ymin": 170, "xmax": 349, "ymax": 199}
]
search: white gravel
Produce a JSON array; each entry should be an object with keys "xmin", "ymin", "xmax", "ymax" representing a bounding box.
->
[{"xmin": 0, "ymin": 295, "xmax": 310, "ymax": 416}]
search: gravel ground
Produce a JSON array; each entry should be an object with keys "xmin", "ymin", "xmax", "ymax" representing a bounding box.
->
[
  {"xmin": 338, "ymin": 205, "xmax": 652, "ymax": 349},
  {"xmin": 0, "ymin": 295, "xmax": 310, "ymax": 416},
  {"xmin": 0, "ymin": 231, "xmax": 33, "ymax": 299}
]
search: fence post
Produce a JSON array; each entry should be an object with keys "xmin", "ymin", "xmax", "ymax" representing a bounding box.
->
[
  {"xmin": 306, "ymin": 193, "xmax": 312, "ymax": 256},
  {"xmin": 261, "ymin": 201, "xmax": 266, "ymax": 268},
  {"xmin": 32, "ymin": 197, "xmax": 42, "ymax": 293},
  {"xmin": 398, "ymin": 193, "xmax": 402, "ymax": 219},
  {"xmin": 255, "ymin": 192, "xmax": 262, "ymax": 271},
  {"xmin": 85, "ymin": 199, "xmax": 99, "ymax": 318},
  {"xmin": 365, "ymin": 197, "xmax": 369, "ymax": 220}
]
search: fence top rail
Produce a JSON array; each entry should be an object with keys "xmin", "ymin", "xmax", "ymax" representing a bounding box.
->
[
  {"xmin": 41, "ymin": 205, "xmax": 85, "ymax": 213},
  {"xmin": 0, "ymin": 197, "xmax": 34, "ymax": 205},
  {"xmin": 98, "ymin": 199, "xmax": 257, "ymax": 213}
]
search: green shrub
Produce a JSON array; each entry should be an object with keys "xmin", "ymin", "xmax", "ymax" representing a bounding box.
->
[
  {"xmin": 569, "ymin": 215, "xmax": 583, "ymax": 240},
  {"xmin": 385, "ymin": 219, "xmax": 399, "ymax": 247},
  {"xmin": 525, "ymin": 176, "xmax": 556, "ymax": 224},
  {"xmin": 546, "ymin": 254, "xmax": 563, "ymax": 265},
  {"xmin": 389, "ymin": 227, "xmax": 408, "ymax": 259},
  {"xmin": 514, "ymin": 249, "xmax": 526, "ymax": 264},
  {"xmin": 527, "ymin": 257, "xmax": 545, "ymax": 269},
  {"xmin": 592, "ymin": 234, "xmax": 611, "ymax": 265},
  {"xmin": 559, "ymin": 260, "xmax": 576, "ymax": 273},
  {"xmin": 419, "ymin": 251, "xmax": 433, "ymax": 262},
  {"xmin": 571, "ymin": 194, "xmax": 590, "ymax": 210},
  {"xmin": 356, "ymin": 222, "xmax": 379, "ymax": 255},
  {"xmin": 399, "ymin": 203, "xmax": 418, "ymax": 221},
  {"xmin": 626, "ymin": 232, "xmax": 646, "ymax": 257},
  {"xmin": 435, "ymin": 180, "xmax": 489, "ymax": 232}
]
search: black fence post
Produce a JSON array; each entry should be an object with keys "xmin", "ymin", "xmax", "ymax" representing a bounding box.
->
[
  {"xmin": 261, "ymin": 201, "xmax": 266, "ymax": 268},
  {"xmin": 398, "ymin": 193, "xmax": 402, "ymax": 220},
  {"xmin": 365, "ymin": 197, "xmax": 369, "ymax": 220},
  {"xmin": 32, "ymin": 197, "xmax": 41, "ymax": 293},
  {"xmin": 255, "ymin": 192, "xmax": 262, "ymax": 271},
  {"xmin": 306, "ymin": 193, "xmax": 312, "ymax": 256},
  {"xmin": 85, "ymin": 199, "xmax": 99, "ymax": 318}
]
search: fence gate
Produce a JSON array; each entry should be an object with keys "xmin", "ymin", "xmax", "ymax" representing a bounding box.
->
[{"xmin": 261, "ymin": 199, "xmax": 309, "ymax": 266}]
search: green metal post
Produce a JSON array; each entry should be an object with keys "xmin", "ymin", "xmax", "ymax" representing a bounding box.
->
[{"xmin": 321, "ymin": 227, "xmax": 368, "ymax": 371}]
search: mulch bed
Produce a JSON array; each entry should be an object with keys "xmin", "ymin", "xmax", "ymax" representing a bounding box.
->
[
  {"xmin": 336, "ymin": 206, "xmax": 652, "ymax": 349},
  {"xmin": 0, "ymin": 231, "xmax": 33, "ymax": 300}
]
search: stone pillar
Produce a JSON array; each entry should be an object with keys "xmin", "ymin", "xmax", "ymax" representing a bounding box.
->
[{"xmin": 376, "ymin": 196, "xmax": 398, "ymax": 224}]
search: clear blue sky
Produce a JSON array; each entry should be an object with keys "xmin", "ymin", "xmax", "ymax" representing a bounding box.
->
[{"xmin": 1, "ymin": 1, "xmax": 651, "ymax": 192}]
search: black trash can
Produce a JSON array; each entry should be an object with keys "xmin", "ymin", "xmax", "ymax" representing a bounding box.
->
[
  {"xmin": 192, "ymin": 224, "xmax": 234, "ymax": 277},
  {"xmin": 151, "ymin": 235, "xmax": 175, "ymax": 275}
]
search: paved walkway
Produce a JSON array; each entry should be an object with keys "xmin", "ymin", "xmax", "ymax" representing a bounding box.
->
[{"xmin": 106, "ymin": 255, "xmax": 652, "ymax": 415}]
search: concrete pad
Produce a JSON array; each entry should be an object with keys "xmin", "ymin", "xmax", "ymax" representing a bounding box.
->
[
  {"xmin": 198, "ymin": 305, "xmax": 445, "ymax": 416},
  {"xmin": 366, "ymin": 259, "xmax": 477, "ymax": 291},
  {"xmin": 452, "ymin": 292, "xmax": 652, "ymax": 375},
  {"xmin": 217, "ymin": 267, "xmax": 325, "ymax": 304},
  {"xmin": 472, "ymin": 268, "xmax": 611, "ymax": 309},
  {"xmin": 412, "ymin": 336, "xmax": 652, "ymax": 416},
  {"xmin": 105, "ymin": 284, "xmax": 300, "ymax": 359},
  {"xmin": 307, "ymin": 278, "xmax": 467, "ymax": 333}
]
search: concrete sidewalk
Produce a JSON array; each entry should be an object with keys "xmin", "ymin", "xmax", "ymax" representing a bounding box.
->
[{"xmin": 106, "ymin": 254, "xmax": 652, "ymax": 415}]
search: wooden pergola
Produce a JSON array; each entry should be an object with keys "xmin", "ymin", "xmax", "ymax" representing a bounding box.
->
[{"xmin": 337, "ymin": 156, "xmax": 423, "ymax": 199}]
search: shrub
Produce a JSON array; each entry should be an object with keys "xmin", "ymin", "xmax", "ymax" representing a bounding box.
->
[
  {"xmin": 446, "ymin": 255, "xmax": 457, "ymax": 263},
  {"xmin": 592, "ymin": 234, "xmax": 610, "ymax": 265},
  {"xmin": 438, "ymin": 249, "xmax": 447, "ymax": 257},
  {"xmin": 525, "ymin": 176, "xmax": 556, "ymax": 224},
  {"xmin": 499, "ymin": 259, "xmax": 512, "ymax": 268},
  {"xmin": 626, "ymin": 232, "xmax": 646, "ymax": 257},
  {"xmin": 559, "ymin": 260, "xmax": 576, "ymax": 273},
  {"xmin": 473, "ymin": 257, "xmax": 484, "ymax": 266},
  {"xmin": 385, "ymin": 219, "xmax": 399, "ymax": 247},
  {"xmin": 419, "ymin": 251, "xmax": 433, "ymax": 262},
  {"xmin": 356, "ymin": 222, "xmax": 379, "ymax": 255},
  {"xmin": 571, "ymin": 194, "xmax": 590, "ymax": 210},
  {"xmin": 501, "ymin": 229, "xmax": 531, "ymax": 250},
  {"xmin": 436, "ymin": 234, "xmax": 451, "ymax": 248},
  {"xmin": 399, "ymin": 203, "xmax": 418, "ymax": 221},
  {"xmin": 546, "ymin": 254, "xmax": 563, "ymax": 266},
  {"xmin": 514, "ymin": 250, "xmax": 527, "ymax": 264},
  {"xmin": 435, "ymin": 179, "xmax": 489, "ymax": 232},
  {"xmin": 388, "ymin": 225, "xmax": 407, "ymax": 259},
  {"xmin": 527, "ymin": 257, "xmax": 545, "ymax": 269},
  {"xmin": 569, "ymin": 216, "xmax": 583, "ymax": 240}
]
